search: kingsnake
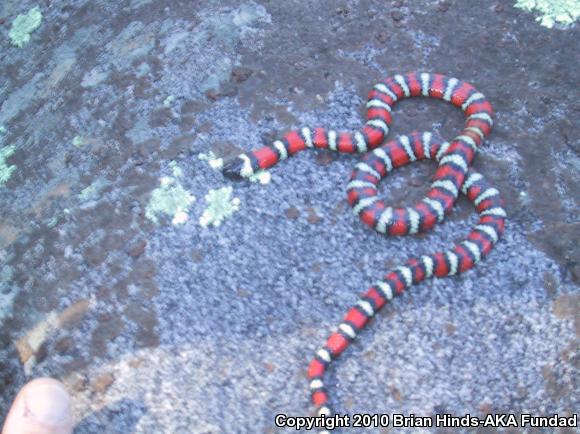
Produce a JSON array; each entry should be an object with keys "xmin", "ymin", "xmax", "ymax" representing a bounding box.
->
[{"xmin": 222, "ymin": 72, "xmax": 506, "ymax": 431}]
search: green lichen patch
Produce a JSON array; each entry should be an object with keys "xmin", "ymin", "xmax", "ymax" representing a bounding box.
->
[
  {"xmin": 163, "ymin": 95, "xmax": 175, "ymax": 107},
  {"xmin": 199, "ymin": 186, "xmax": 240, "ymax": 228},
  {"xmin": 45, "ymin": 216, "xmax": 59, "ymax": 228},
  {"xmin": 198, "ymin": 151, "xmax": 224, "ymax": 170},
  {"xmin": 146, "ymin": 166, "xmax": 195, "ymax": 226},
  {"xmin": 0, "ymin": 126, "xmax": 6, "ymax": 135},
  {"xmin": 0, "ymin": 145, "xmax": 17, "ymax": 187},
  {"xmin": 169, "ymin": 160, "xmax": 183, "ymax": 178},
  {"xmin": 9, "ymin": 6, "xmax": 43, "ymax": 47},
  {"xmin": 78, "ymin": 178, "xmax": 111, "ymax": 202},
  {"xmin": 72, "ymin": 135, "xmax": 85, "ymax": 148},
  {"xmin": 515, "ymin": 0, "xmax": 580, "ymax": 28}
]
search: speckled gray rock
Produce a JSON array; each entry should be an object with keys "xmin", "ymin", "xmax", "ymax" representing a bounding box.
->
[{"xmin": 0, "ymin": 1, "xmax": 578, "ymax": 433}]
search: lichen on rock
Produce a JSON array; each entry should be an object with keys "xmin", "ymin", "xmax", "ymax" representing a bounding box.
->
[
  {"xmin": 9, "ymin": 6, "xmax": 43, "ymax": 47},
  {"xmin": 78, "ymin": 178, "xmax": 111, "ymax": 202},
  {"xmin": 199, "ymin": 186, "xmax": 240, "ymax": 228},
  {"xmin": 72, "ymin": 135, "xmax": 85, "ymax": 148},
  {"xmin": 0, "ymin": 145, "xmax": 16, "ymax": 186},
  {"xmin": 514, "ymin": 0, "xmax": 580, "ymax": 28},
  {"xmin": 146, "ymin": 163, "xmax": 195, "ymax": 225},
  {"xmin": 163, "ymin": 95, "xmax": 175, "ymax": 107},
  {"xmin": 198, "ymin": 151, "xmax": 224, "ymax": 170}
]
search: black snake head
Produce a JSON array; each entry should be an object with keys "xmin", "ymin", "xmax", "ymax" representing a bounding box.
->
[{"xmin": 222, "ymin": 157, "xmax": 247, "ymax": 180}]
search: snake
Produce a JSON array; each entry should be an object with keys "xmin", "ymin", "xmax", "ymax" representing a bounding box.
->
[{"xmin": 222, "ymin": 72, "xmax": 506, "ymax": 431}]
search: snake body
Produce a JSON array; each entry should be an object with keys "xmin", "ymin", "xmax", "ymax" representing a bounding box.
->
[{"xmin": 222, "ymin": 72, "xmax": 505, "ymax": 428}]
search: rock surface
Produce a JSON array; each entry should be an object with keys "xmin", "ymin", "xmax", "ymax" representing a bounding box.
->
[{"xmin": 0, "ymin": 1, "xmax": 578, "ymax": 433}]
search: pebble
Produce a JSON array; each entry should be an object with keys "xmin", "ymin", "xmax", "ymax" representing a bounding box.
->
[
  {"xmin": 67, "ymin": 373, "xmax": 88, "ymax": 392},
  {"xmin": 191, "ymin": 248, "xmax": 204, "ymax": 263},
  {"xmin": 54, "ymin": 336, "xmax": 74, "ymax": 354},
  {"xmin": 433, "ymin": 404, "xmax": 447, "ymax": 414},
  {"xmin": 391, "ymin": 10, "xmax": 404, "ymax": 22},
  {"xmin": 231, "ymin": 67, "xmax": 253, "ymax": 83},
  {"xmin": 306, "ymin": 208, "xmax": 322, "ymax": 224},
  {"xmin": 35, "ymin": 343, "xmax": 48, "ymax": 364},
  {"xmin": 444, "ymin": 322, "xmax": 456, "ymax": 336},
  {"xmin": 133, "ymin": 258, "xmax": 156, "ymax": 278},
  {"xmin": 284, "ymin": 207, "xmax": 300, "ymax": 220},
  {"xmin": 315, "ymin": 152, "xmax": 335, "ymax": 166},
  {"xmin": 137, "ymin": 137, "xmax": 161, "ymax": 158},
  {"xmin": 542, "ymin": 271, "xmax": 557, "ymax": 296},
  {"xmin": 389, "ymin": 384, "xmax": 403, "ymax": 401},
  {"xmin": 479, "ymin": 400, "xmax": 493, "ymax": 415},
  {"xmin": 409, "ymin": 176, "xmax": 425, "ymax": 187},
  {"xmin": 438, "ymin": 1, "xmax": 451, "ymax": 12},
  {"xmin": 260, "ymin": 130, "xmax": 278, "ymax": 145},
  {"xmin": 126, "ymin": 239, "xmax": 147, "ymax": 257},
  {"xmin": 552, "ymin": 294, "xmax": 578, "ymax": 319},
  {"xmin": 92, "ymin": 372, "xmax": 115, "ymax": 394},
  {"xmin": 128, "ymin": 357, "xmax": 145, "ymax": 368},
  {"xmin": 58, "ymin": 299, "xmax": 90, "ymax": 329},
  {"xmin": 570, "ymin": 264, "xmax": 580, "ymax": 284},
  {"xmin": 376, "ymin": 31, "xmax": 389, "ymax": 43},
  {"xmin": 211, "ymin": 141, "xmax": 244, "ymax": 161},
  {"xmin": 205, "ymin": 82, "xmax": 238, "ymax": 101}
]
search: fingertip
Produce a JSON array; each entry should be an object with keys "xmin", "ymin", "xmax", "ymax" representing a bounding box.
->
[{"xmin": 2, "ymin": 378, "xmax": 73, "ymax": 434}]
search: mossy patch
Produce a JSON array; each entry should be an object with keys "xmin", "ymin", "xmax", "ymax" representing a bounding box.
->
[
  {"xmin": 9, "ymin": 6, "xmax": 43, "ymax": 47},
  {"xmin": 199, "ymin": 186, "xmax": 240, "ymax": 228},
  {"xmin": 515, "ymin": 0, "xmax": 580, "ymax": 28},
  {"xmin": 0, "ymin": 145, "xmax": 17, "ymax": 187},
  {"xmin": 146, "ymin": 163, "xmax": 195, "ymax": 225}
]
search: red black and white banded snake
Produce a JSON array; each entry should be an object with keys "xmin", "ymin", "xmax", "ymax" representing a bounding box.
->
[{"xmin": 222, "ymin": 72, "xmax": 506, "ymax": 430}]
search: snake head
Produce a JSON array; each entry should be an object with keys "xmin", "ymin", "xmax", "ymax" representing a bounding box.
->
[
  {"xmin": 223, "ymin": 154, "xmax": 257, "ymax": 180},
  {"xmin": 222, "ymin": 157, "xmax": 247, "ymax": 180}
]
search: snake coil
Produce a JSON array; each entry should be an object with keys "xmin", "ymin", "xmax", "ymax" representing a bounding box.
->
[{"xmin": 223, "ymin": 72, "xmax": 506, "ymax": 431}]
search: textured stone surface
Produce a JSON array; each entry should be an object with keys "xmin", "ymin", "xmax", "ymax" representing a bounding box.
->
[{"xmin": 0, "ymin": 1, "xmax": 578, "ymax": 433}]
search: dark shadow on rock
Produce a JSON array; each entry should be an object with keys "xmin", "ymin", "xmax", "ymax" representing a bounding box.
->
[
  {"xmin": 0, "ymin": 341, "xmax": 26, "ymax": 424},
  {"xmin": 74, "ymin": 399, "xmax": 146, "ymax": 434}
]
